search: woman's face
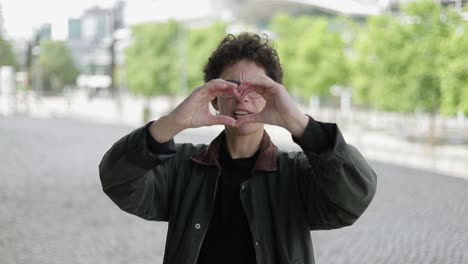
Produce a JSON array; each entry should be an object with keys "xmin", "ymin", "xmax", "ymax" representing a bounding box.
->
[{"xmin": 214, "ymin": 59, "xmax": 267, "ymax": 136}]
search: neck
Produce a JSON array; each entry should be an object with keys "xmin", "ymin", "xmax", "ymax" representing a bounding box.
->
[{"xmin": 224, "ymin": 129, "xmax": 264, "ymax": 159}]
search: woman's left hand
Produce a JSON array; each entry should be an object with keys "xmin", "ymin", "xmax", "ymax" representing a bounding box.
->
[{"xmin": 236, "ymin": 74, "xmax": 309, "ymax": 138}]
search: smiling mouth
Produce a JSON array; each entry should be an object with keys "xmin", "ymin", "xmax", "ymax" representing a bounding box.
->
[{"xmin": 233, "ymin": 111, "xmax": 252, "ymax": 119}]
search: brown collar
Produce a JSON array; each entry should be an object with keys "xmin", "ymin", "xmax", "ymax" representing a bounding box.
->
[{"xmin": 191, "ymin": 130, "xmax": 278, "ymax": 172}]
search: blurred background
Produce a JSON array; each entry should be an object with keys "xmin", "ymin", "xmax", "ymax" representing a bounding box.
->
[{"xmin": 1, "ymin": 0, "xmax": 467, "ymax": 263}]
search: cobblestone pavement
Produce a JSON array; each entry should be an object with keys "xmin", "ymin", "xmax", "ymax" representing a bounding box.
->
[{"xmin": 1, "ymin": 116, "xmax": 467, "ymax": 264}]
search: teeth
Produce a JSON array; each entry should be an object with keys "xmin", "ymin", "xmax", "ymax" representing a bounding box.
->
[{"xmin": 234, "ymin": 111, "xmax": 249, "ymax": 115}]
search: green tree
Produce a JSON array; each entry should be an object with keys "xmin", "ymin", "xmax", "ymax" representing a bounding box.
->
[
  {"xmin": 270, "ymin": 14, "xmax": 349, "ymax": 100},
  {"xmin": 125, "ymin": 20, "xmax": 182, "ymax": 121},
  {"xmin": 352, "ymin": 14, "xmax": 415, "ymax": 111},
  {"xmin": 186, "ymin": 23, "xmax": 226, "ymax": 91},
  {"xmin": 33, "ymin": 41, "xmax": 79, "ymax": 94},
  {"xmin": 439, "ymin": 15, "xmax": 468, "ymax": 115},
  {"xmin": 0, "ymin": 36, "xmax": 19, "ymax": 69},
  {"xmin": 125, "ymin": 20, "xmax": 182, "ymax": 98},
  {"xmin": 296, "ymin": 18, "xmax": 349, "ymax": 98},
  {"xmin": 269, "ymin": 14, "xmax": 304, "ymax": 91},
  {"xmin": 352, "ymin": 0, "xmax": 465, "ymax": 114}
]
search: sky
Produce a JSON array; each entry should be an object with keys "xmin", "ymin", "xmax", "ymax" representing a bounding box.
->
[
  {"xmin": 1, "ymin": 0, "xmax": 115, "ymax": 40},
  {"xmin": 1, "ymin": 0, "xmax": 213, "ymax": 40}
]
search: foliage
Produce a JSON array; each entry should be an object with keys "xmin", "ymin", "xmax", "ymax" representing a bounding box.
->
[
  {"xmin": 269, "ymin": 14, "xmax": 349, "ymax": 99},
  {"xmin": 0, "ymin": 36, "xmax": 19, "ymax": 70},
  {"xmin": 125, "ymin": 20, "xmax": 182, "ymax": 97},
  {"xmin": 351, "ymin": 0, "xmax": 467, "ymax": 114},
  {"xmin": 186, "ymin": 22, "xmax": 226, "ymax": 91},
  {"xmin": 34, "ymin": 41, "xmax": 79, "ymax": 93},
  {"xmin": 439, "ymin": 16, "xmax": 468, "ymax": 115},
  {"xmin": 121, "ymin": 0, "xmax": 467, "ymax": 116},
  {"xmin": 352, "ymin": 14, "xmax": 415, "ymax": 111}
]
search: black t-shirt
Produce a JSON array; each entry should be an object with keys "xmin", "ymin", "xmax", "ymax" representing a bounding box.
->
[{"xmin": 196, "ymin": 142, "xmax": 258, "ymax": 264}]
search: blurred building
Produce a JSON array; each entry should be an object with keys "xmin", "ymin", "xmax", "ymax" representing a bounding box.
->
[
  {"xmin": 439, "ymin": 0, "xmax": 468, "ymax": 10},
  {"xmin": 80, "ymin": 6, "xmax": 113, "ymax": 45},
  {"xmin": 37, "ymin": 23, "xmax": 52, "ymax": 42},
  {"xmin": 66, "ymin": 6, "xmax": 112, "ymax": 74},
  {"xmin": 68, "ymin": 18, "xmax": 81, "ymax": 40},
  {"xmin": 380, "ymin": 0, "xmax": 468, "ymax": 13},
  {"xmin": 62, "ymin": 1, "xmax": 126, "ymax": 95},
  {"xmin": 124, "ymin": 0, "xmax": 381, "ymax": 27},
  {"xmin": 231, "ymin": 0, "xmax": 381, "ymax": 23},
  {"xmin": 66, "ymin": 1, "xmax": 125, "ymax": 76}
]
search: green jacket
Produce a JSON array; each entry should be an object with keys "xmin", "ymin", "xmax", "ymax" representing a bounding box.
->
[{"xmin": 99, "ymin": 118, "xmax": 377, "ymax": 264}]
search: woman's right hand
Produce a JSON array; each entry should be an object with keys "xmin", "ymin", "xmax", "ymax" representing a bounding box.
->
[
  {"xmin": 149, "ymin": 79, "xmax": 240, "ymax": 143},
  {"xmin": 171, "ymin": 79, "xmax": 241, "ymax": 129}
]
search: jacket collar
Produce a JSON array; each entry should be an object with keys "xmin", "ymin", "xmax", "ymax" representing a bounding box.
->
[{"xmin": 191, "ymin": 130, "xmax": 278, "ymax": 172}]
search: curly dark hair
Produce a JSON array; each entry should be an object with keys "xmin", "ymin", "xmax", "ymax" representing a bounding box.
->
[{"xmin": 203, "ymin": 32, "xmax": 283, "ymax": 84}]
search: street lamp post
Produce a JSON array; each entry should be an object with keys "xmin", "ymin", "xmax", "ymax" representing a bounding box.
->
[
  {"xmin": 32, "ymin": 46, "xmax": 43, "ymax": 97},
  {"xmin": 108, "ymin": 8, "xmax": 117, "ymax": 97}
]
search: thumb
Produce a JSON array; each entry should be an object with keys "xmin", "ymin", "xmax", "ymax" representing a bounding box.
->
[
  {"xmin": 208, "ymin": 114, "xmax": 237, "ymax": 127},
  {"xmin": 235, "ymin": 113, "xmax": 263, "ymax": 127}
]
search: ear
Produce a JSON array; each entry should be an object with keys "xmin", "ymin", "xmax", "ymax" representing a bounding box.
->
[{"xmin": 211, "ymin": 97, "xmax": 219, "ymax": 111}]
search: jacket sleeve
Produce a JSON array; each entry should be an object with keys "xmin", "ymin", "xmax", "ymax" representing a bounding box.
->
[
  {"xmin": 293, "ymin": 116, "xmax": 377, "ymax": 230},
  {"xmin": 98, "ymin": 122, "xmax": 180, "ymax": 222}
]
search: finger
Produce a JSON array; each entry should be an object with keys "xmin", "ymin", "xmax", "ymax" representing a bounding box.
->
[
  {"xmin": 242, "ymin": 74, "xmax": 274, "ymax": 88},
  {"xmin": 214, "ymin": 80, "xmax": 238, "ymax": 88},
  {"xmin": 208, "ymin": 114, "xmax": 237, "ymax": 127},
  {"xmin": 237, "ymin": 83, "xmax": 266, "ymax": 101},
  {"xmin": 235, "ymin": 113, "xmax": 264, "ymax": 127},
  {"xmin": 238, "ymin": 82, "xmax": 255, "ymax": 93},
  {"xmin": 209, "ymin": 82, "xmax": 241, "ymax": 99},
  {"xmin": 242, "ymin": 74, "xmax": 282, "ymax": 94},
  {"xmin": 210, "ymin": 79, "xmax": 239, "ymax": 90}
]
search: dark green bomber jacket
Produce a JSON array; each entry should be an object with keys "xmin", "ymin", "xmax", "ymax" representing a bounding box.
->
[{"xmin": 99, "ymin": 117, "xmax": 377, "ymax": 264}]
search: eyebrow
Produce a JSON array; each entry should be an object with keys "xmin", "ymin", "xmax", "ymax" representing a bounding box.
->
[{"xmin": 225, "ymin": 79, "xmax": 241, "ymax": 86}]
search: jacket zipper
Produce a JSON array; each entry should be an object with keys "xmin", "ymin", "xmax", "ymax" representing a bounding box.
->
[{"xmin": 193, "ymin": 168, "xmax": 221, "ymax": 264}]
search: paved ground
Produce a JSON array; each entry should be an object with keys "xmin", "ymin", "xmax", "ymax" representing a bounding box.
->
[{"xmin": 1, "ymin": 116, "xmax": 467, "ymax": 264}]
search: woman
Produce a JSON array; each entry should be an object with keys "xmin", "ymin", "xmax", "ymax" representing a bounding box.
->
[{"xmin": 99, "ymin": 32, "xmax": 377, "ymax": 264}]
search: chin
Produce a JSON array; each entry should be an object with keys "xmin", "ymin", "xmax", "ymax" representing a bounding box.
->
[{"xmin": 227, "ymin": 123, "xmax": 263, "ymax": 136}]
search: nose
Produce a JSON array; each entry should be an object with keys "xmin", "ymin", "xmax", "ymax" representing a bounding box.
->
[{"xmin": 237, "ymin": 93, "xmax": 250, "ymax": 103}]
